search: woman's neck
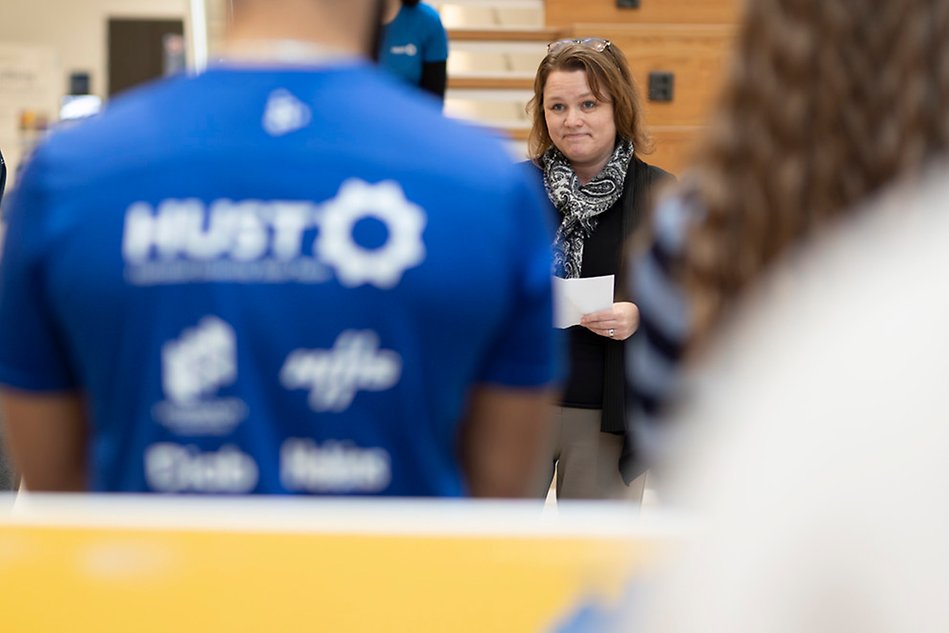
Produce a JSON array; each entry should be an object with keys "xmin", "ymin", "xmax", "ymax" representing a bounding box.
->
[{"xmin": 573, "ymin": 158, "xmax": 611, "ymax": 185}]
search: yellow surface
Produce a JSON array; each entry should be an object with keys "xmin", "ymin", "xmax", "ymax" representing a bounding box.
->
[{"xmin": 0, "ymin": 522, "xmax": 659, "ymax": 632}]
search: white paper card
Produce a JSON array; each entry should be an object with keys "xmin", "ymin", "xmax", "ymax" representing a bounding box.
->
[{"xmin": 552, "ymin": 275, "xmax": 615, "ymax": 329}]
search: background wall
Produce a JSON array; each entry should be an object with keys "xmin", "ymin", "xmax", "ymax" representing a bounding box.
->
[
  {"xmin": 0, "ymin": 0, "xmax": 738, "ymax": 178},
  {"xmin": 0, "ymin": 0, "xmax": 187, "ymax": 100},
  {"xmin": 0, "ymin": 0, "xmax": 188, "ymax": 184}
]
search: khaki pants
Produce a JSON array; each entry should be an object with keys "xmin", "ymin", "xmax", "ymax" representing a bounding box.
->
[{"xmin": 536, "ymin": 406, "xmax": 645, "ymax": 502}]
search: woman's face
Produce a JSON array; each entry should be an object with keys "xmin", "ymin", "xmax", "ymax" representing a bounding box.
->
[{"xmin": 543, "ymin": 69, "xmax": 617, "ymax": 176}]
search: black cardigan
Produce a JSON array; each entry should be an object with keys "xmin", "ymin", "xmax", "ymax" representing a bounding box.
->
[
  {"xmin": 595, "ymin": 157, "xmax": 674, "ymax": 435},
  {"xmin": 527, "ymin": 155, "xmax": 674, "ymax": 436}
]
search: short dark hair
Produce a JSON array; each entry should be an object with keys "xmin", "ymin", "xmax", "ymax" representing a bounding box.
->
[{"xmin": 402, "ymin": 0, "xmax": 421, "ymax": 6}]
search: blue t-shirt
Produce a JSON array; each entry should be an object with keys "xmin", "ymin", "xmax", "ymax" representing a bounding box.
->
[
  {"xmin": 379, "ymin": 3, "xmax": 449, "ymax": 87},
  {"xmin": 0, "ymin": 62, "xmax": 558, "ymax": 496}
]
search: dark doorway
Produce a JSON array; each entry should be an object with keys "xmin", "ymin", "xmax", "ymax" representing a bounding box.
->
[{"xmin": 108, "ymin": 18, "xmax": 185, "ymax": 97}]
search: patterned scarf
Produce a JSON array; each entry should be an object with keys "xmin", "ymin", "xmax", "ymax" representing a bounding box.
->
[{"xmin": 544, "ymin": 141, "xmax": 634, "ymax": 278}]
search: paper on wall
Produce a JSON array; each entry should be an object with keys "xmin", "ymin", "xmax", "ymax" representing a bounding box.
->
[{"xmin": 0, "ymin": 44, "xmax": 60, "ymax": 190}]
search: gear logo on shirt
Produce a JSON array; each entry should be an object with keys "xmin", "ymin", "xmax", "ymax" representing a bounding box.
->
[
  {"xmin": 317, "ymin": 179, "xmax": 427, "ymax": 289},
  {"xmin": 262, "ymin": 89, "xmax": 312, "ymax": 136}
]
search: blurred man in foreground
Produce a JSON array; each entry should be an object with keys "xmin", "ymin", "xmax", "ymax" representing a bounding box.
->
[{"xmin": 0, "ymin": 0, "xmax": 558, "ymax": 496}]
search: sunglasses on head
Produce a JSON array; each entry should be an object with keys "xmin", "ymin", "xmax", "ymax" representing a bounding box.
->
[{"xmin": 546, "ymin": 37, "xmax": 612, "ymax": 55}]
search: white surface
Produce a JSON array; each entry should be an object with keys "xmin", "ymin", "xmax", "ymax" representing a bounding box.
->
[{"xmin": 0, "ymin": 492, "xmax": 685, "ymax": 538}]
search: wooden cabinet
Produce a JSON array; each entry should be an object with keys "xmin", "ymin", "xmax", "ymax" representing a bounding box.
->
[
  {"xmin": 545, "ymin": 0, "xmax": 741, "ymax": 175},
  {"xmin": 568, "ymin": 24, "xmax": 736, "ymax": 128},
  {"xmin": 647, "ymin": 126, "xmax": 703, "ymax": 175},
  {"xmin": 546, "ymin": 0, "xmax": 741, "ymax": 27}
]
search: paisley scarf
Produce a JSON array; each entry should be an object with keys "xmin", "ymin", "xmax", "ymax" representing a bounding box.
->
[{"xmin": 544, "ymin": 141, "xmax": 634, "ymax": 278}]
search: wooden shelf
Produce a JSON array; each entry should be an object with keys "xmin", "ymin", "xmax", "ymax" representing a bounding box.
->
[
  {"xmin": 504, "ymin": 128, "xmax": 530, "ymax": 141},
  {"xmin": 448, "ymin": 28, "xmax": 564, "ymax": 42},
  {"xmin": 448, "ymin": 76, "xmax": 535, "ymax": 90},
  {"xmin": 545, "ymin": 0, "xmax": 741, "ymax": 26},
  {"xmin": 461, "ymin": 125, "xmax": 529, "ymax": 142}
]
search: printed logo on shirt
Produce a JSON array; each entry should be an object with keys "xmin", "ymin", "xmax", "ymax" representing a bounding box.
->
[
  {"xmin": 389, "ymin": 43, "xmax": 418, "ymax": 57},
  {"xmin": 152, "ymin": 316, "xmax": 248, "ymax": 435},
  {"xmin": 318, "ymin": 179, "xmax": 426, "ymax": 288},
  {"xmin": 122, "ymin": 179, "xmax": 427, "ymax": 288},
  {"xmin": 280, "ymin": 330, "xmax": 402, "ymax": 412},
  {"xmin": 281, "ymin": 438, "xmax": 391, "ymax": 493},
  {"xmin": 145, "ymin": 443, "xmax": 259, "ymax": 493},
  {"xmin": 262, "ymin": 89, "xmax": 312, "ymax": 136}
]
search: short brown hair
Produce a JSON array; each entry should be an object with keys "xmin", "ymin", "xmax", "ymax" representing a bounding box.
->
[{"xmin": 526, "ymin": 41, "xmax": 652, "ymax": 162}]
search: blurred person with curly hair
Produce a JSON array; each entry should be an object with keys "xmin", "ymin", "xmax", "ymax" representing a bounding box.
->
[{"xmin": 625, "ymin": 0, "xmax": 949, "ymax": 478}]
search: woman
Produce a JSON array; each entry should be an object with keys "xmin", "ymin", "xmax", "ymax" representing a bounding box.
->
[
  {"xmin": 378, "ymin": 0, "xmax": 448, "ymax": 102},
  {"xmin": 525, "ymin": 38, "xmax": 673, "ymax": 500},
  {"xmin": 625, "ymin": 0, "xmax": 949, "ymax": 480}
]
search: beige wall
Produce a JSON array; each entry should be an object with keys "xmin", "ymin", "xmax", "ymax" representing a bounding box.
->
[
  {"xmin": 0, "ymin": 0, "xmax": 190, "ymax": 182},
  {"xmin": 0, "ymin": 0, "xmax": 188, "ymax": 100}
]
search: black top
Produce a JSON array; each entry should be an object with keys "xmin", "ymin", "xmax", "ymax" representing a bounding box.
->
[
  {"xmin": 524, "ymin": 155, "xmax": 675, "ymax": 450},
  {"xmin": 419, "ymin": 60, "xmax": 447, "ymax": 102},
  {"xmin": 560, "ymin": 197, "xmax": 624, "ymax": 407}
]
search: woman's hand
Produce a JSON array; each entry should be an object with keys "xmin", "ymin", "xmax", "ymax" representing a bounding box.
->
[{"xmin": 579, "ymin": 302, "xmax": 639, "ymax": 341}]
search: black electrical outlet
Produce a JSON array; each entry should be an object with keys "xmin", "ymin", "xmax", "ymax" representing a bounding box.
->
[
  {"xmin": 617, "ymin": 0, "xmax": 641, "ymax": 8},
  {"xmin": 648, "ymin": 71, "xmax": 675, "ymax": 102},
  {"xmin": 69, "ymin": 71, "xmax": 91, "ymax": 96}
]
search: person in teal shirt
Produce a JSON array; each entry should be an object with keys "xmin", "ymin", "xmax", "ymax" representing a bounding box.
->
[{"xmin": 379, "ymin": 0, "xmax": 448, "ymax": 102}]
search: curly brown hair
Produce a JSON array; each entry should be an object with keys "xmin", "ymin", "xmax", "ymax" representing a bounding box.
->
[
  {"xmin": 680, "ymin": 0, "xmax": 949, "ymax": 341},
  {"xmin": 526, "ymin": 41, "xmax": 652, "ymax": 163}
]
